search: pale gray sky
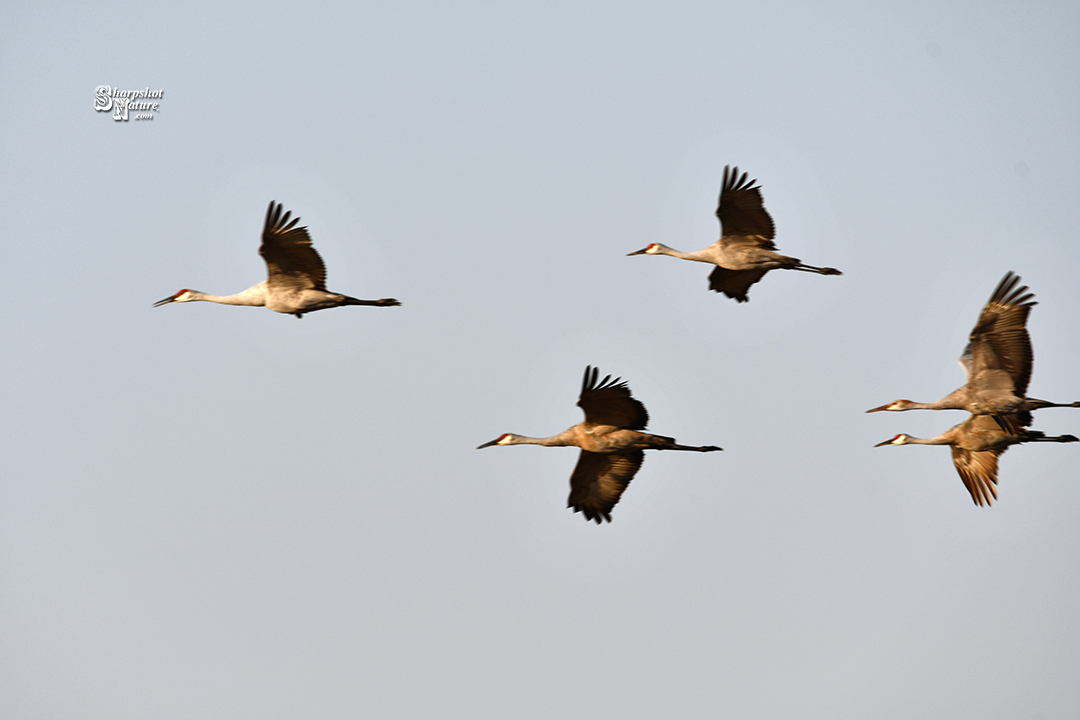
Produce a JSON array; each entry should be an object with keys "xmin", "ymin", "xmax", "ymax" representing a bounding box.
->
[{"xmin": 2, "ymin": 1, "xmax": 1079, "ymax": 718}]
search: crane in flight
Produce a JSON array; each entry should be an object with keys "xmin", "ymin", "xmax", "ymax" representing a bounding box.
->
[
  {"xmin": 627, "ymin": 166, "xmax": 841, "ymax": 302},
  {"xmin": 867, "ymin": 272, "xmax": 1079, "ymax": 431},
  {"xmin": 154, "ymin": 201, "xmax": 401, "ymax": 318},
  {"xmin": 477, "ymin": 366, "xmax": 722, "ymax": 523},
  {"xmin": 875, "ymin": 413, "xmax": 1077, "ymax": 506}
]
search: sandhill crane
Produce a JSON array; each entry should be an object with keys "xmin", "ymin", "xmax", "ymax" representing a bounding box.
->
[
  {"xmin": 875, "ymin": 413, "xmax": 1077, "ymax": 506},
  {"xmin": 627, "ymin": 166, "xmax": 841, "ymax": 302},
  {"xmin": 867, "ymin": 272, "xmax": 1079, "ymax": 430},
  {"xmin": 477, "ymin": 366, "xmax": 722, "ymax": 523},
  {"xmin": 153, "ymin": 201, "xmax": 401, "ymax": 318}
]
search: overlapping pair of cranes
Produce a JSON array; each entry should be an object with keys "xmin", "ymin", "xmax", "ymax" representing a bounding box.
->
[
  {"xmin": 154, "ymin": 167, "xmax": 1077, "ymax": 522},
  {"xmin": 868, "ymin": 272, "xmax": 1078, "ymax": 505}
]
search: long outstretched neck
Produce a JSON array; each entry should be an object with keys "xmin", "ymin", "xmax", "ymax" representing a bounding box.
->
[
  {"xmin": 504, "ymin": 430, "xmax": 578, "ymax": 447},
  {"xmin": 905, "ymin": 400, "xmax": 959, "ymax": 410},
  {"xmin": 660, "ymin": 246, "xmax": 715, "ymax": 263},
  {"xmin": 878, "ymin": 431, "xmax": 956, "ymax": 447},
  {"xmin": 189, "ymin": 285, "xmax": 267, "ymax": 307},
  {"xmin": 477, "ymin": 429, "xmax": 579, "ymax": 449},
  {"xmin": 868, "ymin": 392, "xmax": 966, "ymax": 413},
  {"xmin": 903, "ymin": 436, "xmax": 953, "ymax": 445}
]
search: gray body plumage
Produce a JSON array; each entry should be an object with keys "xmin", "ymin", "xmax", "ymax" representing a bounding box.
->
[
  {"xmin": 867, "ymin": 272, "xmax": 1079, "ymax": 429},
  {"xmin": 153, "ymin": 201, "xmax": 400, "ymax": 318},
  {"xmin": 628, "ymin": 166, "xmax": 841, "ymax": 302},
  {"xmin": 478, "ymin": 366, "xmax": 722, "ymax": 523},
  {"xmin": 876, "ymin": 413, "xmax": 1078, "ymax": 506}
]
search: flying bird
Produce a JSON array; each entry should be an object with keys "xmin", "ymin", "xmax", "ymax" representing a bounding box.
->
[
  {"xmin": 875, "ymin": 413, "xmax": 1077, "ymax": 506},
  {"xmin": 628, "ymin": 166, "xmax": 841, "ymax": 302},
  {"xmin": 154, "ymin": 201, "xmax": 401, "ymax": 318},
  {"xmin": 867, "ymin": 272, "xmax": 1079, "ymax": 430},
  {"xmin": 477, "ymin": 366, "xmax": 722, "ymax": 523}
]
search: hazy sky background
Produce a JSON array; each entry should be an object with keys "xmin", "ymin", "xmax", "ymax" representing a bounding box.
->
[{"xmin": 2, "ymin": 1, "xmax": 1079, "ymax": 718}]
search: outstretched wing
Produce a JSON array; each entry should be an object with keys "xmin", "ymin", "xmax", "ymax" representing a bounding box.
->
[
  {"xmin": 716, "ymin": 165, "xmax": 776, "ymax": 249},
  {"xmin": 260, "ymin": 201, "xmax": 327, "ymax": 292},
  {"xmin": 708, "ymin": 266, "xmax": 768, "ymax": 303},
  {"xmin": 950, "ymin": 444, "xmax": 1001, "ymax": 507},
  {"xmin": 567, "ymin": 450, "xmax": 644, "ymax": 523},
  {"xmin": 967, "ymin": 271, "xmax": 1036, "ymax": 397},
  {"xmin": 577, "ymin": 366, "xmax": 649, "ymax": 430},
  {"xmin": 950, "ymin": 414, "xmax": 1007, "ymax": 506}
]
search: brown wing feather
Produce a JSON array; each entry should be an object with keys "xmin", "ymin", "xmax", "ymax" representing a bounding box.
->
[
  {"xmin": 715, "ymin": 165, "xmax": 776, "ymax": 247},
  {"xmin": 260, "ymin": 201, "xmax": 328, "ymax": 291},
  {"xmin": 577, "ymin": 366, "xmax": 649, "ymax": 430},
  {"xmin": 950, "ymin": 444, "xmax": 1001, "ymax": 506},
  {"xmin": 708, "ymin": 266, "xmax": 768, "ymax": 303},
  {"xmin": 567, "ymin": 450, "xmax": 644, "ymax": 523},
  {"xmin": 968, "ymin": 271, "xmax": 1036, "ymax": 397}
]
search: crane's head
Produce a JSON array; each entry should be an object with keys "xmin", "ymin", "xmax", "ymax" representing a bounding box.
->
[
  {"xmin": 627, "ymin": 243, "xmax": 665, "ymax": 256},
  {"xmin": 153, "ymin": 289, "xmax": 194, "ymax": 307},
  {"xmin": 866, "ymin": 400, "xmax": 914, "ymax": 413},
  {"xmin": 874, "ymin": 434, "xmax": 911, "ymax": 447},
  {"xmin": 477, "ymin": 433, "xmax": 516, "ymax": 449}
]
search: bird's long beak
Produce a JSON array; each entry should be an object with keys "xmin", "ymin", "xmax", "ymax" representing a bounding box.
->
[
  {"xmin": 152, "ymin": 295, "xmax": 176, "ymax": 307},
  {"xmin": 873, "ymin": 439, "xmax": 894, "ymax": 447},
  {"xmin": 865, "ymin": 404, "xmax": 889, "ymax": 413},
  {"xmin": 476, "ymin": 438, "xmax": 502, "ymax": 449},
  {"xmin": 627, "ymin": 247, "xmax": 649, "ymax": 256}
]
